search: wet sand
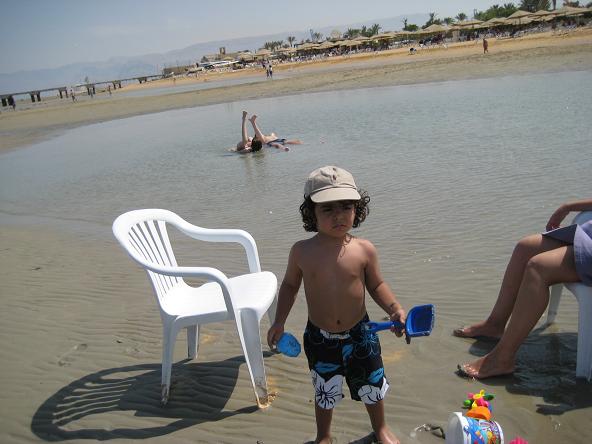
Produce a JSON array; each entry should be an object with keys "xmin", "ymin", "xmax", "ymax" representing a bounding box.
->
[{"xmin": 1, "ymin": 28, "xmax": 592, "ymax": 444}]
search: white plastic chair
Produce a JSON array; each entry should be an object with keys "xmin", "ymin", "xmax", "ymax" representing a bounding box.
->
[
  {"xmin": 112, "ymin": 209, "xmax": 278, "ymax": 405},
  {"xmin": 546, "ymin": 211, "xmax": 592, "ymax": 381}
]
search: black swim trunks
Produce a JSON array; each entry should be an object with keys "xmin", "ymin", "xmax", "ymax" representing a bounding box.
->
[
  {"xmin": 266, "ymin": 138, "xmax": 286, "ymax": 146},
  {"xmin": 303, "ymin": 313, "xmax": 389, "ymax": 409}
]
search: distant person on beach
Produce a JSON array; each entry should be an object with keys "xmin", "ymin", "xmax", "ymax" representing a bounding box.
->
[
  {"xmin": 483, "ymin": 38, "xmax": 489, "ymax": 54},
  {"xmin": 236, "ymin": 111, "xmax": 302, "ymax": 153},
  {"xmin": 454, "ymin": 198, "xmax": 592, "ymax": 379},
  {"xmin": 267, "ymin": 166, "xmax": 406, "ymax": 444}
]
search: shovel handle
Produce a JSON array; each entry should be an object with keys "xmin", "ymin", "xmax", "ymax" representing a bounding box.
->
[{"xmin": 365, "ymin": 320, "xmax": 404, "ymax": 334}]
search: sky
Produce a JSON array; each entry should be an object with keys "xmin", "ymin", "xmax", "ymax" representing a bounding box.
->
[{"xmin": 0, "ymin": 0, "xmax": 565, "ymax": 74}]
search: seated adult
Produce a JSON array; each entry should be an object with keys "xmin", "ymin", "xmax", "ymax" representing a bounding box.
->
[{"xmin": 454, "ymin": 198, "xmax": 592, "ymax": 379}]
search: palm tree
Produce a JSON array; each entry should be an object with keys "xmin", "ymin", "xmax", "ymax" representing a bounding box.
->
[
  {"xmin": 368, "ymin": 23, "xmax": 381, "ymax": 36},
  {"xmin": 312, "ymin": 31, "xmax": 323, "ymax": 42},
  {"xmin": 287, "ymin": 36, "xmax": 296, "ymax": 47},
  {"xmin": 344, "ymin": 28, "xmax": 360, "ymax": 39},
  {"xmin": 456, "ymin": 12, "xmax": 468, "ymax": 22},
  {"xmin": 552, "ymin": 0, "xmax": 556, "ymax": 9},
  {"xmin": 443, "ymin": 17, "xmax": 454, "ymax": 25},
  {"xmin": 520, "ymin": 0, "xmax": 550, "ymax": 11}
]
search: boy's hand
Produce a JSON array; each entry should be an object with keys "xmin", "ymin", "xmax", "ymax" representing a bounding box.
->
[
  {"xmin": 389, "ymin": 308, "xmax": 407, "ymax": 338},
  {"xmin": 267, "ymin": 323, "xmax": 285, "ymax": 349}
]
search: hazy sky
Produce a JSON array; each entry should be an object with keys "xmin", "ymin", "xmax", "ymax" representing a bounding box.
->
[{"xmin": 0, "ymin": 0, "xmax": 564, "ymax": 73}]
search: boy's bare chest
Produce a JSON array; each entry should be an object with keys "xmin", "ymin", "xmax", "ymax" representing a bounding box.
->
[{"xmin": 301, "ymin": 251, "xmax": 364, "ymax": 282}]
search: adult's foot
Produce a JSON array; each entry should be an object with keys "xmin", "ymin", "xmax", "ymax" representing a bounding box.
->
[
  {"xmin": 452, "ymin": 321, "xmax": 504, "ymax": 340},
  {"xmin": 457, "ymin": 355, "xmax": 514, "ymax": 379}
]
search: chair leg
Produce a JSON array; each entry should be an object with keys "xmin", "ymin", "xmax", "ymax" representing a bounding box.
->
[
  {"xmin": 161, "ymin": 323, "xmax": 177, "ymax": 404},
  {"xmin": 235, "ymin": 308, "xmax": 269, "ymax": 406},
  {"xmin": 570, "ymin": 284, "xmax": 592, "ymax": 381},
  {"xmin": 187, "ymin": 324, "xmax": 200, "ymax": 359},
  {"xmin": 546, "ymin": 284, "xmax": 563, "ymax": 325}
]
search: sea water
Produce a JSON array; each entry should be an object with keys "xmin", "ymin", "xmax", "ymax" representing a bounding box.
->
[{"xmin": 1, "ymin": 70, "xmax": 591, "ymax": 441}]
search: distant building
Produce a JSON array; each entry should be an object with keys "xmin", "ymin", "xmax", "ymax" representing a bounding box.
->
[{"xmin": 162, "ymin": 65, "xmax": 194, "ymax": 76}]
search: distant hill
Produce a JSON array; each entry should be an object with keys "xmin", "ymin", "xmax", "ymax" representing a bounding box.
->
[{"xmin": 0, "ymin": 13, "xmax": 427, "ymax": 94}]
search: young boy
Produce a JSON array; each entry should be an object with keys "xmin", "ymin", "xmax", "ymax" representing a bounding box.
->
[{"xmin": 267, "ymin": 165, "xmax": 406, "ymax": 444}]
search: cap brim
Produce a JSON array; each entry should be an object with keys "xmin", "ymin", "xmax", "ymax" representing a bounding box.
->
[{"xmin": 310, "ymin": 187, "xmax": 361, "ymax": 203}]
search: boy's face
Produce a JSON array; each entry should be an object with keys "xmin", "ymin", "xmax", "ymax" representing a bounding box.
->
[{"xmin": 314, "ymin": 200, "xmax": 356, "ymax": 237}]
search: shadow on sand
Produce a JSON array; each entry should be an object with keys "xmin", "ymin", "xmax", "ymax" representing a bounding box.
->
[
  {"xmin": 461, "ymin": 325, "xmax": 592, "ymax": 415},
  {"xmin": 31, "ymin": 355, "xmax": 263, "ymax": 441}
]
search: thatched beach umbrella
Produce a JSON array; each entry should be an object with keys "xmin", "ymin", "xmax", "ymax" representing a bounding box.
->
[
  {"xmin": 507, "ymin": 10, "xmax": 533, "ymax": 20},
  {"xmin": 422, "ymin": 24, "xmax": 450, "ymax": 33},
  {"xmin": 453, "ymin": 19, "xmax": 483, "ymax": 29},
  {"xmin": 506, "ymin": 10, "xmax": 534, "ymax": 26},
  {"xmin": 555, "ymin": 5, "xmax": 590, "ymax": 16},
  {"xmin": 482, "ymin": 17, "xmax": 508, "ymax": 27},
  {"xmin": 255, "ymin": 48, "xmax": 271, "ymax": 57},
  {"xmin": 317, "ymin": 41, "xmax": 337, "ymax": 50}
]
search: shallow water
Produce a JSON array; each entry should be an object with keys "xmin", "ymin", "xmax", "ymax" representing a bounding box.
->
[{"xmin": 1, "ymin": 70, "xmax": 591, "ymax": 442}]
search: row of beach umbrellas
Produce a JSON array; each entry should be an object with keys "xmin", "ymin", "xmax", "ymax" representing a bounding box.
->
[{"xmin": 249, "ymin": 6, "xmax": 591, "ymax": 57}]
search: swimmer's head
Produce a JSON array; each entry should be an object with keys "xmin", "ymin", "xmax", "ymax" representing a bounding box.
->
[{"xmin": 251, "ymin": 139, "xmax": 263, "ymax": 152}]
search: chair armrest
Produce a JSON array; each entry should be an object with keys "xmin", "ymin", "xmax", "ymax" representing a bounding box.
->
[
  {"xmin": 175, "ymin": 219, "xmax": 262, "ymax": 273},
  {"xmin": 143, "ymin": 262, "xmax": 235, "ymax": 313}
]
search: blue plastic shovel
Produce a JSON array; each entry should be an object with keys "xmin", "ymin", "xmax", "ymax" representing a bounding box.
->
[
  {"xmin": 365, "ymin": 304, "xmax": 435, "ymax": 344},
  {"xmin": 276, "ymin": 332, "xmax": 301, "ymax": 357}
]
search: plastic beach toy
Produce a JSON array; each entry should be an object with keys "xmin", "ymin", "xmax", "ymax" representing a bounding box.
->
[
  {"xmin": 276, "ymin": 332, "xmax": 301, "ymax": 357},
  {"xmin": 365, "ymin": 304, "xmax": 435, "ymax": 344}
]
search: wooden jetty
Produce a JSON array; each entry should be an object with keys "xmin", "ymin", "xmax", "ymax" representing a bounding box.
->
[{"xmin": 1, "ymin": 74, "xmax": 163, "ymax": 108}]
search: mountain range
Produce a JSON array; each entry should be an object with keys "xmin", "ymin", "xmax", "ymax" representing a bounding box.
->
[{"xmin": 0, "ymin": 13, "xmax": 428, "ymax": 95}]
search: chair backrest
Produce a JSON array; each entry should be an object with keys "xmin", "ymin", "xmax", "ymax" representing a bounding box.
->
[{"xmin": 113, "ymin": 209, "xmax": 184, "ymax": 303}]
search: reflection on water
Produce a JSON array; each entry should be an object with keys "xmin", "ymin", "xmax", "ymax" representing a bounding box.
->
[{"xmin": 2, "ymin": 70, "xmax": 591, "ymax": 442}]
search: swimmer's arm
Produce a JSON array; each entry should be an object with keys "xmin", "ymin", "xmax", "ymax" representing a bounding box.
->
[
  {"xmin": 269, "ymin": 142, "xmax": 289, "ymax": 151},
  {"xmin": 363, "ymin": 241, "xmax": 406, "ymax": 325},
  {"xmin": 267, "ymin": 243, "xmax": 302, "ymax": 347}
]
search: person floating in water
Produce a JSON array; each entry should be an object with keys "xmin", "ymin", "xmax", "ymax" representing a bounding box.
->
[{"xmin": 236, "ymin": 111, "xmax": 302, "ymax": 153}]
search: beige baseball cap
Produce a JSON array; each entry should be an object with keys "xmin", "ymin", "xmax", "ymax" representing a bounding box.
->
[{"xmin": 304, "ymin": 166, "xmax": 361, "ymax": 203}]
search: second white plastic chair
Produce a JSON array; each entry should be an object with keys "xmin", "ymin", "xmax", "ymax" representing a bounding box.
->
[
  {"xmin": 112, "ymin": 209, "xmax": 278, "ymax": 404},
  {"xmin": 546, "ymin": 211, "xmax": 592, "ymax": 381}
]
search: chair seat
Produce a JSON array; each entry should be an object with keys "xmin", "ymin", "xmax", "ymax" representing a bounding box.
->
[{"xmin": 162, "ymin": 271, "xmax": 277, "ymax": 319}]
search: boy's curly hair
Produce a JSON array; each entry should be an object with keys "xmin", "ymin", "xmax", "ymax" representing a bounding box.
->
[{"xmin": 299, "ymin": 189, "xmax": 370, "ymax": 232}]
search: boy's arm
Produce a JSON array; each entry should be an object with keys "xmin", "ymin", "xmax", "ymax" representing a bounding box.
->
[
  {"xmin": 363, "ymin": 241, "xmax": 407, "ymax": 329},
  {"xmin": 267, "ymin": 243, "xmax": 303, "ymax": 348}
]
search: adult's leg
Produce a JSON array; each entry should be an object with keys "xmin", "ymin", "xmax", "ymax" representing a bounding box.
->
[
  {"xmin": 459, "ymin": 244, "xmax": 580, "ymax": 378},
  {"xmin": 454, "ymin": 234, "xmax": 569, "ymax": 339},
  {"xmin": 314, "ymin": 404, "xmax": 333, "ymax": 444},
  {"xmin": 365, "ymin": 400, "xmax": 400, "ymax": 444},
  {"xmin": 248, "ymin": 114, "xmax": 272, "ymax": 144},
  {"xmin": 285, "ymin": 139, "xmax": 303, "ymax": 145},
  {"xmin": 237, "ymin": 111, "xmax": 250, "ymax": 149}
]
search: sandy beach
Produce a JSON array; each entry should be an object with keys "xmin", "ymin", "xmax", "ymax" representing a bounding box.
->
[
  {"xmin": 1, "ymin": 29, "xmax": 592, "ymax": 153},
  {"xmin": 1, "ymin": 28, "xmax": 592, "ymax": 444}
]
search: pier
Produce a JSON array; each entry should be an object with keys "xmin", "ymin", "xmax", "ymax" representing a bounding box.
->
[{"xmin": 1, "ymin": 74, "xmax": 164, "ymax": 108}]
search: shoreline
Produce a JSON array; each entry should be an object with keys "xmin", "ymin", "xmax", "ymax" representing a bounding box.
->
[{"xmin": 1, "ymin": 28, "xmax": 592, "ymax": 153}]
